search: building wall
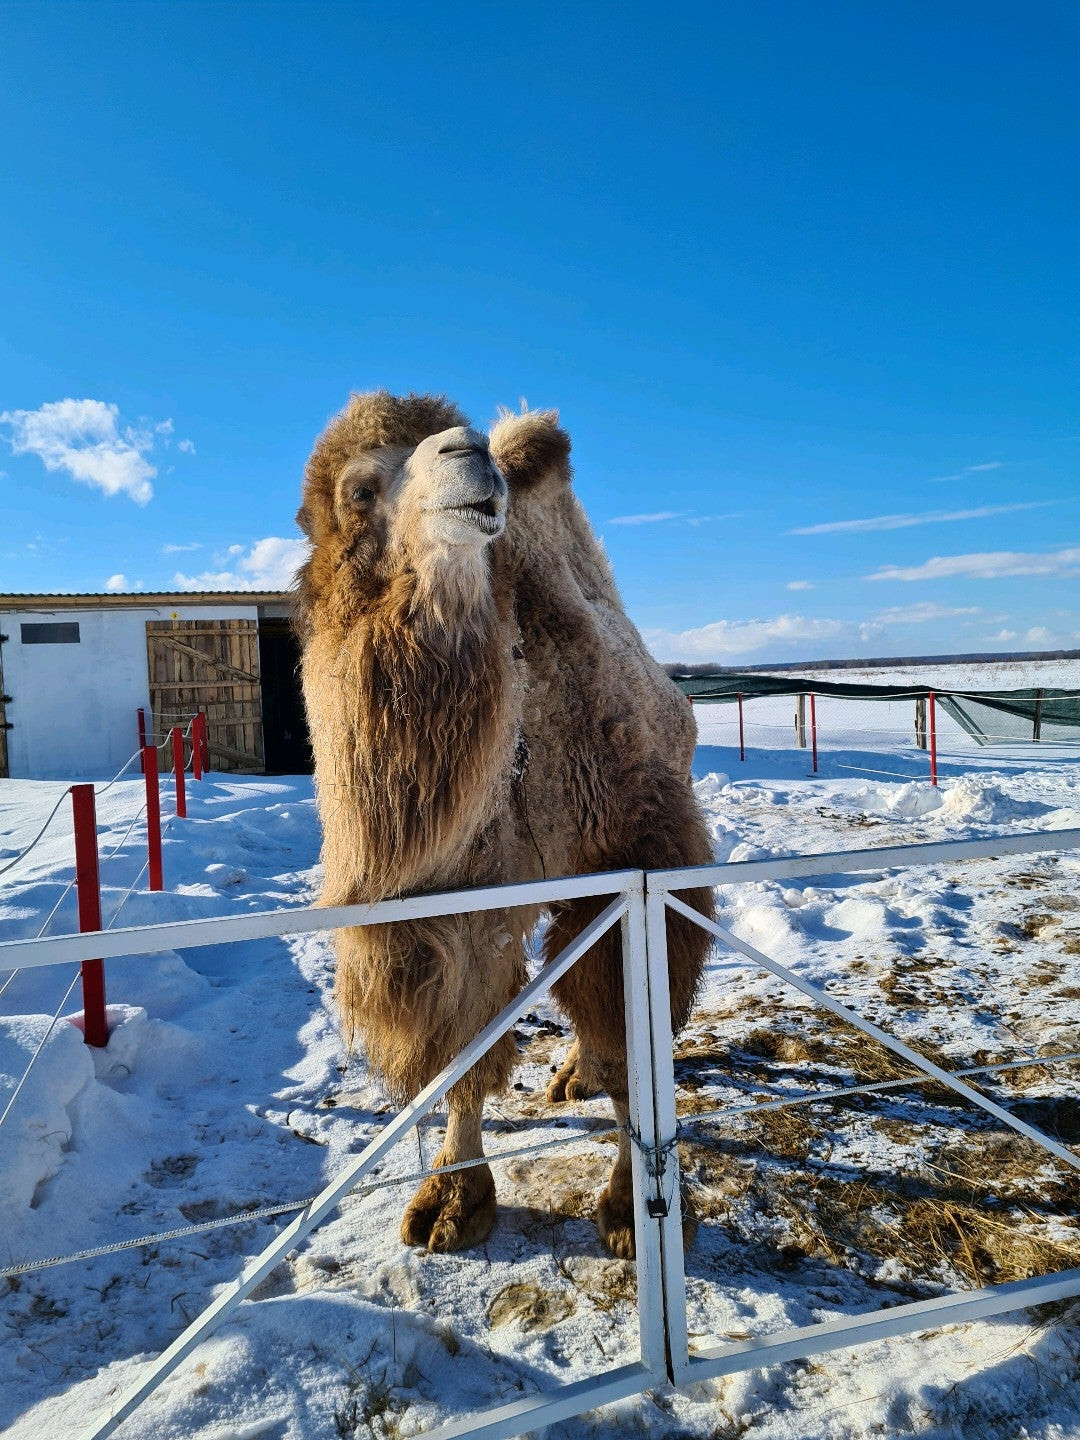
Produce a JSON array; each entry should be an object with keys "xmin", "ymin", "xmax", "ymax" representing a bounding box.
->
[{"xmin": 1, "ymin": 604, "xmax": 257, "ymax": 779}]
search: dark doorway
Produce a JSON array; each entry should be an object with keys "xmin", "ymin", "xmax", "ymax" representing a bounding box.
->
[{"xmin": 258, "ymin": 619, "xmax": 313, "ymax": 774}]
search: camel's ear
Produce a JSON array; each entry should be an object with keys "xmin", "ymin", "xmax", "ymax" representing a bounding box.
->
[{"xmin": 488, "ymin": 407, "xmax": 571, "ymax": 489}]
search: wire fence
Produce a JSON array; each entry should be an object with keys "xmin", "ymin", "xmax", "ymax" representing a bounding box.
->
[
  {"xmin": 0, "ymin": 713, "xmax": 205, "ymax": 1145},
  {"xmin": 690, "ymin": 690, "xmax": 1080, "ymax": 785}
]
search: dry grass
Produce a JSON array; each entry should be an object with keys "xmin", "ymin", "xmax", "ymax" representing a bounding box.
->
[{"xmin": 672, "ymin": 990, "xmax": 1080, "ymax": 1292}]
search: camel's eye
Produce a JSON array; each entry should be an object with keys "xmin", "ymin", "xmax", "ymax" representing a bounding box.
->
[{"xmin": 350, "ymin": 485, "xmax": 376, "ymax": 505}]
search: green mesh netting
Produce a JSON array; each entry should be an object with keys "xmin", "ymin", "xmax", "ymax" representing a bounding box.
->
[{"xmin": 670, "ymin": 674, "xmax": 1080, "ymax": 747}]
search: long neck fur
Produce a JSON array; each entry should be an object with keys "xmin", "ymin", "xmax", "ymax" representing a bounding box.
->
[{"xmin": 306, "ymin": 552, "xmax": 518, "ymax": 905}]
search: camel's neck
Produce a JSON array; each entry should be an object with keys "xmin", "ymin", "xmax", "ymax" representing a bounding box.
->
[{"xmin": 305, "ymin": 560, "xmax": 520, "ymax": 904}]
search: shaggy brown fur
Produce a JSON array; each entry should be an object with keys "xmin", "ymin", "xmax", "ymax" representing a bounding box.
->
[{"xmin": 296, "ymin": 390, "xmax": 715, "ymax": 1256}]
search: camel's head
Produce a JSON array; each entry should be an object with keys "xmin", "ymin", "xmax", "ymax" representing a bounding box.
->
[{"xmin": 295, "ymin": 391, "xmax": 510, "ymax": 631}]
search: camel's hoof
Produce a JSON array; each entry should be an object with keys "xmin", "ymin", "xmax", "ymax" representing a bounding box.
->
[
  {"xmin": 401, "ymin": 1163, "xmax": 496, "ymax": 1253},
  {"xmin": 546, "ymin": 1048, "xmax": 596, "ymax": 1104},
  {"xmin": 595, "ymin": 1187, "xmax": 698, "ymax": 1260}
]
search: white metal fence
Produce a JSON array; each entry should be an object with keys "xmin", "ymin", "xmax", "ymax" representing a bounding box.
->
[{"xmin": 2, "ymin": 827, "xmax": 1080, "ymax": 1439}]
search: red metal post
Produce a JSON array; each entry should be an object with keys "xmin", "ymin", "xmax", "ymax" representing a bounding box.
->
[
  {"xmin": 137, "ymin": 707, "xmax": 147, "ymax": 772},
  {"xmin": 738, "ymin": 691, "xmax": 745, "ymax": 762},
  {"xmin": 171, "ymin": 726, "xmax": 187, "ymax": 819},
  {"xmin": 143, "ymin": 744, "xmax": 163, "ymax": 890},
  {"xmin": 810, "ymin": 692, "xmax": 818, "ymax": 774},
  {"xmin": 192, "ymin": 719, "xmax": 204, "ymax": 782},
  {"xmin": 71, "ymin": 784, "xmax": 108, "ymax": 1048},
  {"xmin": 929, "ymin": 690, "xmax": 938, "ymax": 787},
  {"xmin": 197, "ymin": 712, "xmax": 210, "ymax": 774}
]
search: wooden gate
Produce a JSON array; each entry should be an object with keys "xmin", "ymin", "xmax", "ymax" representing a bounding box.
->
[{"xmin": 146, "ymin": 620, "xmax": 265, "ymax": 773}]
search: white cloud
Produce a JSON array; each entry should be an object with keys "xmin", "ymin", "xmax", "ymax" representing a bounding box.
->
[
  {"xmin": 174, "ymin": 536, "xmax": 310, "ymax": 591},
  {"xmin": 155, "ymin": 419, "xmax": 174, "ymax": 436},
  {"xmin": 1025, "ymin": 626, "xmax": 1053, "ymax": 645},
  {"xmin": 607, "ymin": 511, "xmax": 687, "ymax": 526},
  {"xmin": 645, "ymin": 600, "xmax": 998, "ymax": 663},
  {"xmin": 0, "ymin": 398, "xmax": 170, "ymax": 504},
  {"xmin": 873, "ymin": 602, "xmax": 982, "ymax": 625},
  {"xmin": 105, "ymin": 574, "xmax": 144, "ymax": 592},
  {"xmin": 930, "ymin": 461, "xmax": 1003, "ymax": 483},
  {"xmin": 866, "ymin": 546, "xmax": 1080, "ymax": 582},
  {"xmin": 789, "ymin": 502, "xmax": 1047, "ymax": 536},
  {"xmin": 161, "ymin": 542, "xmax": 201, "ymax": 554},
  {"xmin": 645, "ymin": 614, "xmax": 879, "ymax": 663},
  {"xmin": 786, "ymin": 580, "xmax": 814, "ymax": 591},
  {"xmin": 177, "ymin": 438, "xmax": 196, "ymax": 454},
  {"xmin": 988, "ymin": 629, "xmax": 1017, "ymax": 642}
]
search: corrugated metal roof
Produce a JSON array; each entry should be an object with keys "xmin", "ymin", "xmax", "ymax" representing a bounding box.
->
[{"xmin": 0, "ymin": 591, "xmax": 291, "ymax": 608}]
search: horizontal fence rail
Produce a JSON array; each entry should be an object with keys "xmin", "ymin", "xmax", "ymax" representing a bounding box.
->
[{"xmin": 2, "ymin": 828, "xmax": 1079, "ymax": 1440}]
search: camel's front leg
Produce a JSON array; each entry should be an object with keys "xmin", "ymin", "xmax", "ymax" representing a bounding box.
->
[
  {"xmin": 595, "ymin": 1095, "xmax": 698, "ymax": 1260},
  {"xmin": 400, "ymin": 1101, "xmax": 496, "ymax": 1253},
  {"xmin": 595, "ymin": 1095, "xmax": 637, "ymax": 1258}
]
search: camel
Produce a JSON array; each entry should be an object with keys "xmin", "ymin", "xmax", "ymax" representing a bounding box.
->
[{"xmin": 294, "ymin": 390, "xmax": 715, "ymax": 1258}]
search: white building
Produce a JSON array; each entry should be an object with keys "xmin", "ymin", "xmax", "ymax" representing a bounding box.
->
[{"xmin": 0, "ymin": 592, "xmax": 309, "ymax": 780}]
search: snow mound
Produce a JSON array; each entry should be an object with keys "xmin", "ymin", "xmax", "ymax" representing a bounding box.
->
[{"xmin": 0, "ymin": 1015, "xmax": 93, "ymax": 1212}]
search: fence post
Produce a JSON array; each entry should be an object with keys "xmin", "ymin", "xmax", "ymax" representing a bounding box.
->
[
  {"xmin": 810, "ymin": 693, "xmax": 818, "ymax": 774},
  {"xmin": 192, "ymin": 719, "xmax": 204, "ymax": 783},
  {"xmin": 70, "ymin": 784, "xmax": 108, "ymax": 1048},
  {"xmin": 620, "ymin": 880, "xmax": 670, "ymax": 1377},
  {"xmin": 171, "ymin": 726, "xmax": 187, "ymax": 819},
  {"xmin": 137, "ymin": 708, "xmax": 147, "ymax": 773},
  {"xmin": 143, "ymin": 744, "xmax": 163, "ymax": 891},
  {"xmin": 929, "ymin": 691, "xmax": 938, "ymax": 787},
  {"xmin": 1033, "ymin": 689, "xmax": 1044, "ymax": 742},
  {"xmin": 915, "ymin": 697, "xmax": 927, "ymax": 749},
  {"xmin": 642, "ymin": 883, "xmax": 691, "ymax": 1383},
  {"xmin": 738, "ymin": 691, "xmax": 745, "ymax": 762},
  {"xmin": 795, "ymin": 693, "xmax": 806, "ymax": 748}
]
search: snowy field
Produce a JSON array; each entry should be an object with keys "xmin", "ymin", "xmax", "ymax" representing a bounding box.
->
[{"xmin": 2, "ymin": 660, "xmax": 1080, "ymax": 1440}]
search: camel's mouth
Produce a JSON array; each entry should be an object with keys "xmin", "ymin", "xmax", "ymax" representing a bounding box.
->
[{"xmin": 443, "ymin": 498, "xmax": 505, "ymax": 535}]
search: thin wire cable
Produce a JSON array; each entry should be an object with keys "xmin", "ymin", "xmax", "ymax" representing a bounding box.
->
[
  {"xmin": 0, "ymin": 789, "xmax": 72, "ymax": 879},
  {"xmin": 94, "ymin": 750, "xmax": 144, "ymax": 795},
  {"xmin": 0, "ymin": 969, "xmax": 81, "ymax": 1134},
  {"xmin": 105, "ymin": 854, "xmax": 152, "ymax": 931},
  {"xmin": 681, "ymin": 1050, "xmax": 1080, "ymax": 1129},
  {"xmin": 0, "ymin": 1123, "xmax": 620, "ymax": 1278}
]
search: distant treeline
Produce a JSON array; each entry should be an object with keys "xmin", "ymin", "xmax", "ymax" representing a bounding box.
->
[{"xmin": 662, "ymin": 649, "xmax": 1080, "ymax": 678}]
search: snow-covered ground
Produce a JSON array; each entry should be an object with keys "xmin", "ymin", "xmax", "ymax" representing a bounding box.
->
[{"xmin": 2, "ymin": 666, "xmax": 1080, "ymax": 1440}]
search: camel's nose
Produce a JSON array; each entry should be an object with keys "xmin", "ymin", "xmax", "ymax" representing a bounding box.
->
[{"xmin": 436, "ymin": 426, "xmax": 489, "ymax": 457}]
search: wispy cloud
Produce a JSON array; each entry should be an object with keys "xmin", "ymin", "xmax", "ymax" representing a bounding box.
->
[
  {"xmin": 174, "ymin": 536, "xmax": 310, "ymax": 591},
  {"xmin": 786, "ymin": 580, "xmax": 814, "ymax": 591},
  {"xmin": 161, "ymin": 542, "xmax": 202, "ymax": 554},
  {"xmin": 105, "ymin": 573, "xmax": 144, "ymax": 592},
  {"xmin": 866, "ymin": 546, "xmax": 1080, "ymax": 583},
  {"xmin": 790, "ymin": 501, "xmax": 1047, "ymax": 536},
  {"xmin": 607, "ymin": 511, "xmax": 687, "ymax": 526},
  {"xmin": 606, "ymin": 510, "xmax": 741, "ymax": 528},
  {"xmin": 930, "ymin": 461, "xmax": 1004, "ymax": 483},
  {"xmin": 873, "ymin": 602, "xmax": 981, "ymax": 625},
  {"xmin": 0, "ymin": 398, "xmax": 173, "ymax": 504},
  {"xmin": 177, "ymin": 438, "xmax": 196, "ymax": 455}
]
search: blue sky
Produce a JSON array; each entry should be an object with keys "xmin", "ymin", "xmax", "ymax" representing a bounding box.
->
[{"xmin": 1, "ymin": 1, "xmax": 1077, "ymax": 664}]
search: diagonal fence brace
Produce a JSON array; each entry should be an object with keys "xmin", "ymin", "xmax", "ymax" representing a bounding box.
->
[{"xmin": 663, "ymin": 891, "xmax": 1080, "ymax": 1174}]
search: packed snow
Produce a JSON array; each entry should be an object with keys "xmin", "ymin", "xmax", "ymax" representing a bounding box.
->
[{"xmin": 2, "ymin": 668, "xmax": 1079, "ymax": 1440}]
